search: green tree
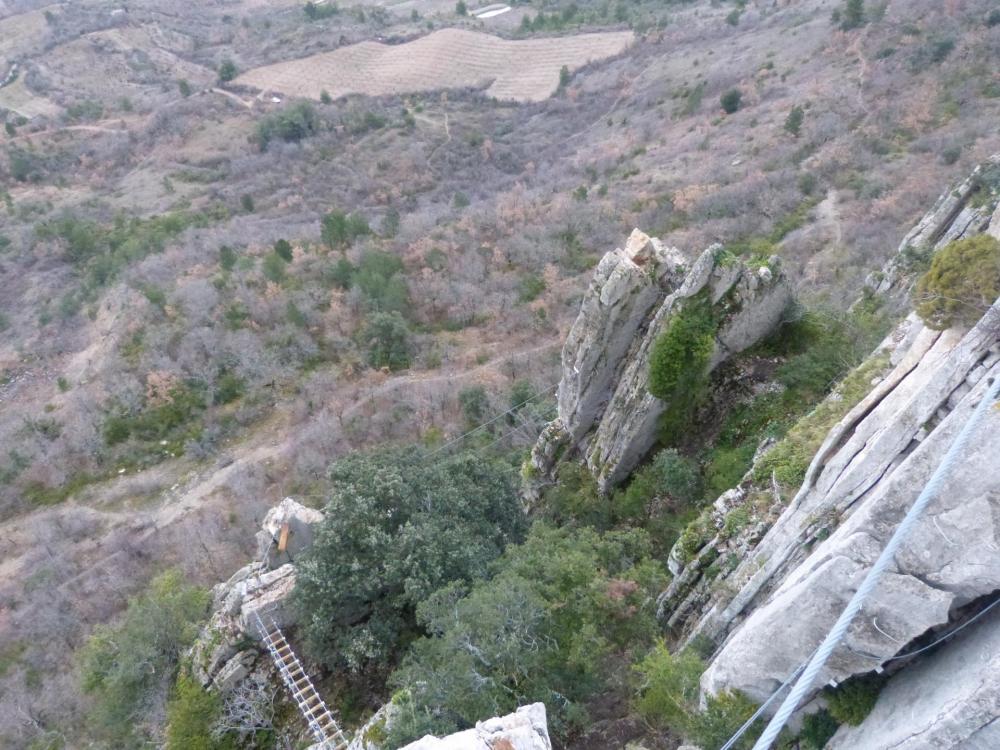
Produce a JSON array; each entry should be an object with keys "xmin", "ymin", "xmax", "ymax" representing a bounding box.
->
[
  {"xmin": 558, "ymin": 65, "xmax": 571, "ymax": 90},
  {"xmin": 256, "ymin": 101, "xmax": 319, "ymax": 149},
  {"xmin": 293, "ymin": 448, "xmax": 526, "ymax": 672},
  {"xmin": 274, "ymin": 238, "xmax": 293, "ymax": 262},
  {"xmin": 262, "ymin": 252, "xmax": 286, "ymax": 283},
  {"xmin": 458, "ymin": 385, "xmax": 490, "ymax": 427},
  {"xmin": 79, "ymin": 571, "xmax": 208, "ymax": 743},
  {"xmin": 217, "ymin": 59, "xmax": 238, "ymax": 82},
  {"xmin": 784, "ymin": 105, "xmax": 804, "ymax": 137},
  {"xmin": 321, "ymin": 209, "xmax": 370, "ymax": 249},
  {"xmin": 219, "ymin": 245, "xmax": 237, "ymax": 271},
  {"xmin": 165, "ymin": 673, "xmax": 232, "ymax": 750},
  {"xmin": 634, "ymin": 644, "xmax": 763, "ymax": 748},
  {"xmin": 240, "ymin": 193, "xmax": 254, "ymax": 213},
  {"xmin": 840, "ymin": 0, "xmax": 864, "ymax": 30},
  {"xmin": 720, "ymin": 88, "xmax": 742, "ymax": 114},
  {"xmin": 914, "ymin": 235, "xmax": 1000, "ymax": 329},
  {"xmin": 456, "ymin": 0, "xmax": 467, "ymax": 16},
  {"xmin": 353, "ymin": 250, "xmax": 409, "ymax": 313},
  {"xmin": 364, "ymin": 311, "xmax": 412, "ymax": 370},
  {"xmin": 648, "ymin": 295, "xmax": 717, "ymax": 442},
  {"xmin": 387, "ymin": 524, "xmax": 667, "ymax": 745},
  {"xmin": 178, "ymin": 79, "xmax": 192, "ymax": 97}
]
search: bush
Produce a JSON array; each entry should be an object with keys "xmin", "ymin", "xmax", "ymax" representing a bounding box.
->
[
  {"xmin": 825, "ymin": 674, "xmax": 884, "ymax": 726},
  {"xmin": 720, "ymin": 88, "xmax": 742, "ymax": 114},
  {"xmin": 989, "ymin": 9, "xmax": 1000, "ymax": 27},
  {"xmin": 293, "ymin": 447, "xmax": 526, "ymax": 672},
  {"xmin": 648, "ymin": 295, "xmax": 717, "ymax": 442},
  {"xmin": 518, "ymin": 272, "xmax": 546, "ymax": 303},
  {"xmin": 800, "ymin": 709, "xmax": 840, "ymax": 748},
  {"xmin": 261, "ymin": 252, "xmax": 287, "ymax": 283},
  {"xmin": 387, "ymin": 524, "xmax": 666, "ymax": 745},
  {"xmin": 274, "ymin": 238, "xmax": 293, "ymax": 262},
  {"xmin": 256, "ymin": 101, "xmax": 318, "ymax": 149},
  {"xmin": 364, "ymin": 311, "xmax": 412, "ymax": 370},
  {"xmin": 914, "ymin": 235, "xmax": 1000, "ymax": 329},
  {"xmin": 165, "ymin": 673, "xmax": 232, "ymax": 750},
  {"xmin": 321, "ymin": 209, "xmax": 370, "ymax": 249},
  {"xmin": 178, "ymin": 79, "xmax": 192, "ymax": 97},
  {"xmin": 455, "ymin": 0, "xmax": 467, "ymax": 15},
  {"xmin": 614, "ymin": 448, "xmax": 702, "ymax": 534},
  {"xmin": 79, "ymin": 571, "xmax": 208, "ymax": 743},
  {"xmin": 634, "ymin": 644, "xmax": 763, "ymax": 748},
  {"xmin": 353, "ymin": 250, "xmax": 409, "ymax": 313},
  {"xmin": 784, "ymin": 105, "xmax": 804, "ymax": 137},
  {"xmin": 217, "ymin": 59, "xmax": 237, "ymax": 82},
  {"xmin": 219, "ymin": 245, "xmax": 237, "ymax": 271},
  {"xmin": 839, "ymin": 0, "xmax": 864, "ymax": 30},
  {"xmin": 240, "ymin": 193, "xmax": 254, "ymax": 213},
  {"xmin": 458, "ymin": 385, "xmax": 489, "ymax": 427}
]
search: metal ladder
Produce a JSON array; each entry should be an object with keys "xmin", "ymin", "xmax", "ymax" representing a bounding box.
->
[{"xmin": 254, "ymin": 613, "xmax": 350, "ymax": 750}]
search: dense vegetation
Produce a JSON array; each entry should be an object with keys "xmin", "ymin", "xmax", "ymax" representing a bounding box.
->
[
  {"xmin": 913, "ymin": 235, "xmax": 1000, "ymax": 329},
  {"xmin": 293, "ymin": 448, "xmax": 526, "ymax": 673},
  {"xmin": 78, "ymin": 571, "xmax": 208, "ymax": 744}
]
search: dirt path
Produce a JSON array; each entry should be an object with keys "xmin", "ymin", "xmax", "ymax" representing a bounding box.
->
[{"xmin": 816, "ymin": 188, "xmax": 843, "ymax": 248}]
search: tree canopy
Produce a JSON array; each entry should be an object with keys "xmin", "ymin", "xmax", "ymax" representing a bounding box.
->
[{"xmin": 293, "ymin": 447, "xmax": 526, "ymax": 673}]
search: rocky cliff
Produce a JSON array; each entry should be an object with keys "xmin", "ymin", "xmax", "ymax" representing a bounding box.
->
[
  {"xmin": 661, "ymin": 158, "xmax": 1000, "ymax": 747},
  {"xmin": 527, "ymin": 229, "xmax": 791, "ymax": 495}
]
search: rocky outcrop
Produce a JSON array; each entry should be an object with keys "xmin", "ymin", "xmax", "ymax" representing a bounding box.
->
[
  {"xmin": 256, "ymin": 497, "xmax": 325, "ymax": 569},
  {"xmin": 826, "ymin": 605, "xmax": 1000, "ymax": 749},
  {"xmin": 873, "ymin": 155, "xmax": 1000, "ymax": 296},
  {"xmin": 528, "ymin": 230, "xmax": 791, "ymax": 495},
  {"xmin": 191, "ymin": 499, "xmax": 321, "ymax": 690},
  {"xmin": 399, "ymin": 703, "xmax": 552, "ymax": 750},
  {"xmin": 679, "ymin": 161, "xmax": 1000, "ymax": 722}
]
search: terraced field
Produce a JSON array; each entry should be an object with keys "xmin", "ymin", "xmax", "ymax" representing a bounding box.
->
[{"xmin": 234, "ymin": 28, "xmax": 635, "ymax": 103}]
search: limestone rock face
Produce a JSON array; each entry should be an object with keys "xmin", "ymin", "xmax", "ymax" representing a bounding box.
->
[
  {"xmin": 255, "ymin": 497, "xmax": 325, "ymax": 569},
  {"xmin": 682, "ymin": 161, "xmax": 1000, "ymax": 713},
  {"xmin": 826, "ymin": 606, "xmax": 1000, "ymax": 750},
  {"xmin": 699, "ymin": 302, "xmax": 1000, "ymax": 703},
  {"xmin": 399, "ymin": 703, "xmax": 552, "ymax": 750},
  {"xmin": 874, "ymin": 155, "xmax": 1000, "ymax": 296},
  {"xmin": 528, "ymin": 230, "xmax": 790, "ymax": 495}
]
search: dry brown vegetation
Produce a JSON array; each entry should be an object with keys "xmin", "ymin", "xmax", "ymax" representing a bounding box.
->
[{"xmin": 1, "ymin": 0, "xmax": 1000, "ymax": 746}]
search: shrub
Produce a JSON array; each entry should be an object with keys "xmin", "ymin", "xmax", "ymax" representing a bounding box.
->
[
  {"xmin": 825, "ymin": 674, "xmax": 884, "ymax": 726},
  {"xmin": 218, "ymin": 245, "xmax": 237, "ymax": 271},
  {"xmin": 840, "ymin": 0, "xmax": 864, "ymax": 30},
  {"xmin": 256, "ymin": 101, "xmax": 318, "ymax": 149},
  {"xmin": 726, "ymin": 9, "xmax": 741, "ymax": 26},
  {"xmin": 784, "ymin": 105, "xmax": 804, "ymax": 137},
  {"xmin": 387, "ymin": 524, "xmax": 666, "ymax": 745},
  {"xmin": 914, "ymin": 235, "xmax": 1000, "ymax": 329},
  {"xmin": 293, "ymin": 447, "xmax": 525, "ymax": 672},
  {"xmin": 79, "ymin": 571, "xmax": 208, "ymax": 743},
  {"xmin": 274, "ymin": 238, "xmax": 293, "ymax": 262},
  {"xmin": 165, "ymin": 673, "xmax": 231, "ymax": 750},
  {"xmin": 648, "ymin": 295, "xmax": 717, "ymax": 442},
  {"xmin": 217, "ymin": 59, "xmax": 237, "ymax": 82},
  {"xmin": 720, "ymin": 88, "xmax": 742, "ymax": 114},
  {"xmin": 940, "ymin": 145, "xmax": 961, "ymax": 165},
  {"xmin": 518, "ymin": 272, "xmax": 546, "ymax": 302},
  {"xmin": 240, "ymin": 193, "xmax": 254, "ymax": 213},
  {"xmin": 321, "ymin": 209, "xmax": 370, "ymax": 249},
  {"xmin": 634, "ymin": 644, "xmax": 763, "ymax": 748},
  {"xmin": 364, "ymin": 311, "xmax": 412, "ymax": 370},
  {"xmin": 455, "ymin": 0, "xmax": 467, "ymax": 15},
  {"xmin": 800, "ymin": 709, "xmax": 840, "ymax": 748},
  {"xmin": 261, "ymin": 252, "xmax": 287, "ymax": 283},
  {"xmin": 458, "ymin": 386, "xmax": 489, "ymax": 427},
  {"xmin": 320, "ymin": 89, "xmax": 332, "ymax": 104},
  {"xmin": 558, "ymin": 65, "xmax": 571, "ymax": 90},
  {"xmin": 304, "ymin": 1, "xmax": 339, "ymax": 20},
  {"xmin": 178, "ymin": 79, "xmax": 191, "ymax": 97},
  {"xmin": 989, "ymin": 9, "xmax": 1000, "ymax": 27},
  {"xmin": 353, "ymin": 250, "xmax": 409, "ymax": 313}
]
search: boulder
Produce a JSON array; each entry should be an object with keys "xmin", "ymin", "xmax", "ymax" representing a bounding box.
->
[
  {"xmin": 255, "ymin": 497, "xmax": 325, "ymax": 569},
  {"xmin": 399, "ymin": 703, "xmax": 552, "ymax": 750},
  {"xmin": 239, "ymin": 563, "xmax": 298, "ymax": 636}
]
